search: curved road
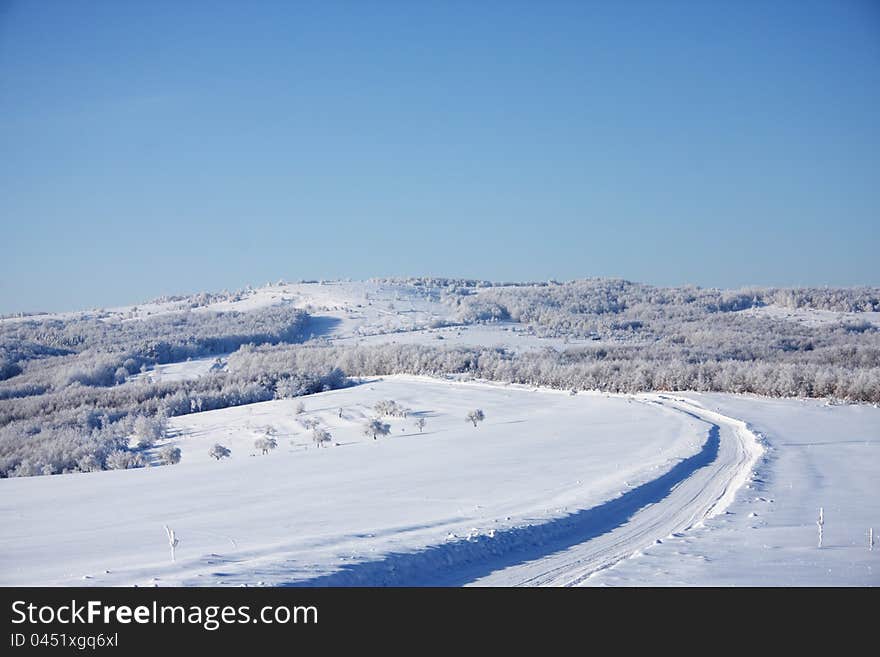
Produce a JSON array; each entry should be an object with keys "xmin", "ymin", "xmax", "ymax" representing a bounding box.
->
[{"xmin": 463, "ymin": 394, "xmax": 763, "ymax": 587}]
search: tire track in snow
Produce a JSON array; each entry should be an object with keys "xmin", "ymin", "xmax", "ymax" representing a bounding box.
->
[{"xmin": 466, "ymin": 395, "xmax": 764, "ymax": 586}]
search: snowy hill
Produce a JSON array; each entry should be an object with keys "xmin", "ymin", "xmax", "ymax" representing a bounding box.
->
[{"xmin": 1, "ymin": 278, "xmax": 878, "ymax": 586}]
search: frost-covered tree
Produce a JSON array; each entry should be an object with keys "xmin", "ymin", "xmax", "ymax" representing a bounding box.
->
[
  {"xmin": 415, "ymin": 417, "xmax": 426, "ymax": 433},
  {"xmin": 363, "ymin": 418, "xmax": 391, "ymax": 440},
  {"xmin": 466, "ymin": 409, "xmax": 485, "ymax": 427},
  {"xmin": 209, "ymin": 443, "xmax": 231, "ymax": 460},
  {"xmin": 158, "ymin": 445, "xmax": 181, "ymax": 465},
  {"xmin": 114, "ymin": 366, "xmax": 128, "ymax": 385},
  {"xmin": 312, "ymin": 426, "xmax": 331, "ymax": 448},
  {"xmin": 106, "ymin": 450, "xmax": 147, "ymax": 469},
  {"xmin": 134, "ymin": 414, "xmax": 167, "ymax": 449},
  {"xmin": 254, "ymin": 436, "xmax": 278, "ymax": 455},
  {"xmin": 374, "ymin": 399, "xmax": 406, "ymax": 417}
]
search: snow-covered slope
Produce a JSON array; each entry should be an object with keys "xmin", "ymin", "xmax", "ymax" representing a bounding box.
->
[
  {"xmin": 0, "ymin": 376, "xmax": 707, "ymax": 587},
  {"xmin": 1, "ymin": 377, "xmax": 875, "ymax": 586},
  {"xmin": 0, "ymin": 281, "xmax": 454, "ymax": 331},
  {"xmin": 738, "ymin": 305, "xmax": 880, "ymax": 328},
  {"xmin": 584, "ymin": 394, "xmax": 880, "ymax": 586}
]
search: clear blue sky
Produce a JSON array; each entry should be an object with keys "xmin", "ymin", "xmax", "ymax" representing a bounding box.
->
[{"xmin": 2, "ymin": 0, "xmax": 878, "ymax": 313}]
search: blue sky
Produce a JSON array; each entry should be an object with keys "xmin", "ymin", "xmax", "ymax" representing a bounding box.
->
[{"xmin": 1, "ymin": 0, "xmax": 878, "ymax": 313}]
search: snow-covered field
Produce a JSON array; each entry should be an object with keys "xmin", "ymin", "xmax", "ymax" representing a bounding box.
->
[
  {"xmin": 128, "ymin": 355, "xmax": 227, "ymax": 384},
  {"xmin": 10, "ymin": 375, "xmax": 872, "ymax": 587},
  {"xmin": 0, "ymin": 376, "xmax": 712, "ymax": 587},
  {"xmin": 585, "ymin": 394, "xmax": 880, "ymax": 586},
  {"xmin": 739, "ymin": 305, "xmax": 880, "ymax": 328},
  {"xmin": 331, "ymin": 322, "xmax": 604, "ymax": 352}
]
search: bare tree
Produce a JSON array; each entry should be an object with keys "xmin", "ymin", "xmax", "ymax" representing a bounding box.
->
[
  {"xmin": 465, "ymin": 409, "xmax": 485, "ymax": 427},
  {"xmin": 415, "ymin": 417, "xmax": 427, "ymax": 433},
  {"xmin": 363, "ymin": 418, "xmax": 391, "ymax": 440}
]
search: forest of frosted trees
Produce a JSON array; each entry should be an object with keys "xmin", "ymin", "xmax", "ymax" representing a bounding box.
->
[
  {"xmin": 0, "ymin": 303, "xmax": 340, "ymax": 477},
  {"xmin": 1, "ymin": 279, "xmax": 878, "ymax": 477}
]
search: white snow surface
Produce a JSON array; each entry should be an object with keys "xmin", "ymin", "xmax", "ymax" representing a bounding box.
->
[
  {"xmin": 0, "ymin": 376, "xmax": 710, "ymax": 587},
  {"xmin": 583, "ymin": 394, "xmax": 880, "ymax": 586},
  {"xmin": 1, "ymin": 377, "xmax": 876, "ymax": 586},
  {"xmin": 739, "ymin": 305, "xmax": 880, "ymax": 328},
  {"xmin": 128, "ymin": 355, "xmax": 227, "ymax": 384}
]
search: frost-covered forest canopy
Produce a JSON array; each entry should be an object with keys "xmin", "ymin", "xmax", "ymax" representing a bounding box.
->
[{"xmin": 1, "ymin": 278, "xmax": 878, "ymax": 477}]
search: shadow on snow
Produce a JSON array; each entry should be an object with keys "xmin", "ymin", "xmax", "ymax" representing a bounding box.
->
[{"xmin": 281, "ymin": 421, "xmax": 721, "ymax": 587}]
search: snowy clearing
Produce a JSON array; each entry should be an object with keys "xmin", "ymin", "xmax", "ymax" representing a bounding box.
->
[{"xmin": 738, "ymin": 305, "xmax": 880, "ymax": 329}]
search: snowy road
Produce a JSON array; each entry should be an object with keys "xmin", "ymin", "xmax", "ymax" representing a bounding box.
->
[{"xmin": 459, "ymin": 395, "xmax": 763, "ymax": 586}]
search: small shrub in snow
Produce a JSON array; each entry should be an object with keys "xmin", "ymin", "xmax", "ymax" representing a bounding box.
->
[
  {"xmin": 374, "ymin": 399, "xmax": 407, "ymax": 417},
  {"xmin": 465, "ymin": 409, "xmax": 485, "ymax": 427},
  {"xmin": 106, "ymin": 450, "xmax": 147, "ymax": 470},
  {"xmin": 209, "ymin": 444, "xmax": 231, "ymax": 460},
  {"xmin": 295, "ymin": 401, "xmax": 306, "ymax": 415},
  {"xmin": 76, "ymin": 454, "xmax": 103, "ymax": 472},
  {"xmin": 158, "ymin": 445, "xmax": 181, "ymax": 465},
  {"xmin": 415, "ymin": 417, "xmax": 426, "ymax": 433},
  {"xmin": 363, "ymin": 418, "xmax": 391, "ymax": 440},
  {"xmin": 312, "ymin": 426, "xmax": 331, "ymax": 448},
  {"xmin": 254, "ymin": 436, "xmax": 278, "ymax": 455}
]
